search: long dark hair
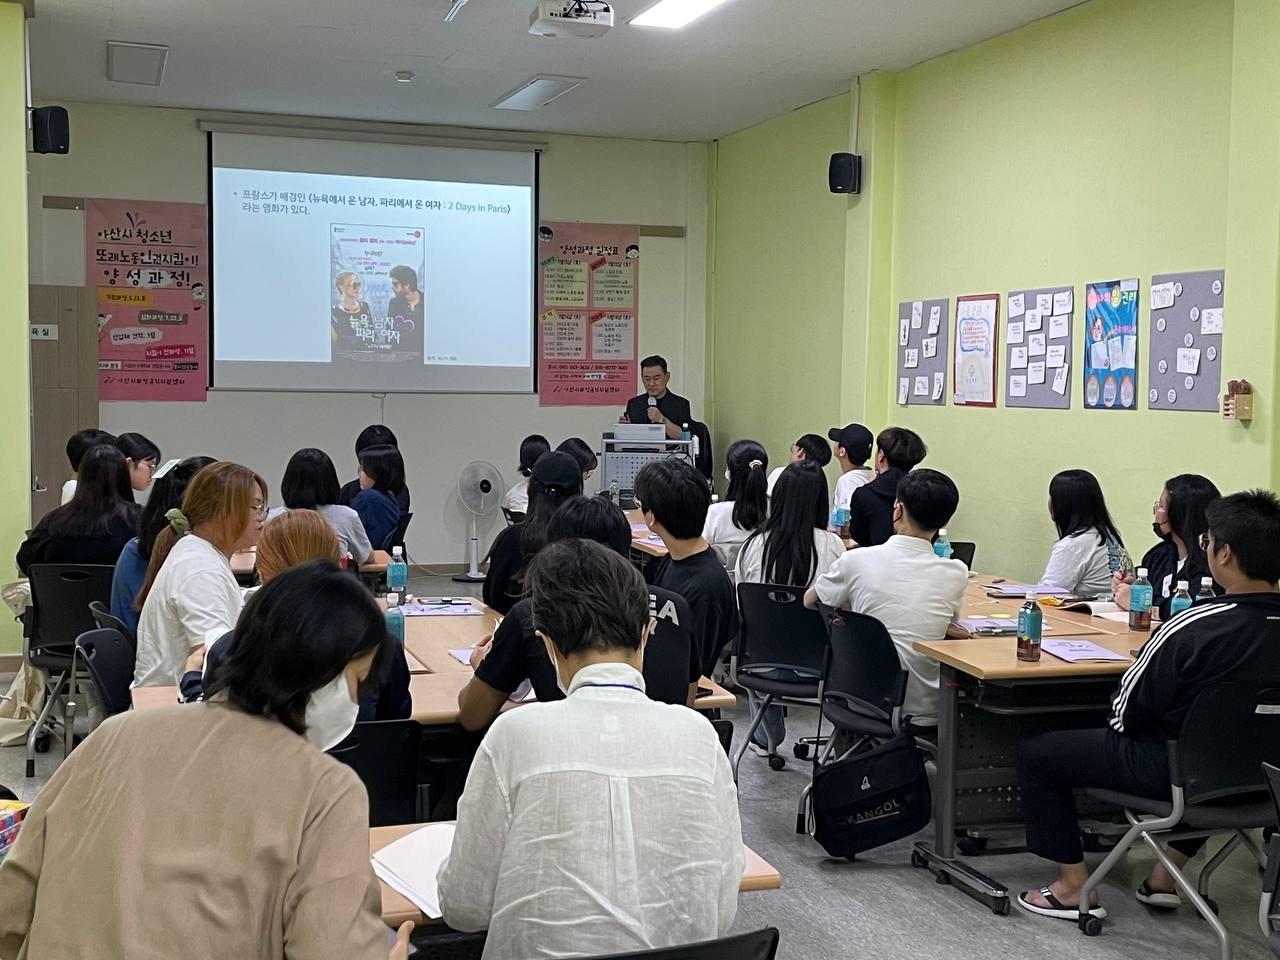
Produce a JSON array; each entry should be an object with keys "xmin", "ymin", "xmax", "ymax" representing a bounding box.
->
[
  {"xmin": 519, "ymin": 454, "xmax": 585, "ymax": 564},
  {"xmin": 136, "ymin": 455, "xmax": 216, "ymax": 560},
  {"xmin": 1049, "ymin": 469, "xmax": 1124, "ymax": 548},
  {"xmin": 45, "ymin": 444, "xmax": 137, "ymax": 537},
  {"xmin": 745, "ymin": 461, "xmax": 828, "ymax": 586},
  {"xmin": 1165, "ymin": 473, "xmax": 1221, "ymax": 577},
  {"xmin": 725, "ymin": 439, "xmax": 768, "ymax": 531},
  {"xmin": 518, "ymin": 435, "xmax": 551, "ymax": 477},
  {"xmin": 113, "ymin": 432, "xmax": 161, "ymax": 466},
  {"xmin": 281, "ymin": 448, "xmax": 343, "ymax": 509}
]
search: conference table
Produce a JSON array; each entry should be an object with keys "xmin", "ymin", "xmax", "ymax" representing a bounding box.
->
[
  {"xmin": 371, "ymin": 822, "xmax": 781, "ymax": 928},
  {"xmin": 909, "ymin": 577, "xmax": 1140, "ymax": 914},
  {"xmin": 229, "ymin": 547, "xmax": 392, "ymax": 581},
  {"xmin": 624, "ymin": 509, "xmax": 668, "ymax": 558}
]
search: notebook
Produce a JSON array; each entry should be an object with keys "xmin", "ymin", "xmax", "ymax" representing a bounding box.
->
[
  {"xmin": 982, "ymin": 583, "xmax": 1072, "ymax": 599},
  {"xmin": 400, "ymin": 603, "xmax": 483, "ymax": 618},
  {"xmin": 954, "ymin": 616, "xmax": 1055, "ymax": 636},
  {"xmin": 1040, "ymin": 639, "xmax": 1129, "ymax": 663},
  {"xmin": 370, "ymin": 823, "xmax": 457, "ymax": 920}
]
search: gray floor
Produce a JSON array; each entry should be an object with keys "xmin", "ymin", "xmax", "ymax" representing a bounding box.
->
[{"xmin": 1, "ymin": 572, "xmax": 1273, "ymax": 959}]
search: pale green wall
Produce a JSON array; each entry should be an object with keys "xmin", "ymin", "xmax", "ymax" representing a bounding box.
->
[{"xmin": 709, "ymin": 95, "xmax": 850, "ymax": 490}]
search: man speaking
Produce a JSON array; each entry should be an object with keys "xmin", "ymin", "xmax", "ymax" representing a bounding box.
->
[{"xmin": 620, "ymin": 355, "xmax": 692, "ymax": 440}]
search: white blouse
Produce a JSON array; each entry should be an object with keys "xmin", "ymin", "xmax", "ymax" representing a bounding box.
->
[
  {"xmin": 1040, "ymin": 531, "xmax": 1113, "ymax": 597},
  {"xmin": 735, "ymin": 528, "xmax": 846, "ymax": 588}
]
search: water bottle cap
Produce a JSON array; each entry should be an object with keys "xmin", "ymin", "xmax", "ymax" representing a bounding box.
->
[
  {"xmin": 1136, "ymin": 567, "xmax": 1148, "ymax": 578},
  {"xmin": 1176, "ymin": 580, "xmax": 1188, "ymax": 590},
  {"xmin": 938, "ymin": 527, "xmax": 948, "ymax": 536},
  {"xmin": 386, "ymin": 593, "xmax": 399, "ymax": 605},
  {"xmin": 1025, "ymin": 591, "xmax": 1038, "ymax": 601},
  {"xmin": 392, "ymin": 546, "xmax": 403, "ymax": 557},
  {"xmin": 1201, "ymin": 576, "xmax": 1213, "ymax": 585}
]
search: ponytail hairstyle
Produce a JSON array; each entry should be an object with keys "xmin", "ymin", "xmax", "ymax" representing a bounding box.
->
[
  {"xmin": 725, "ymin": 439, "xmax": 769, "ymax": 532},
  {"xmin": 518, "ymin": 434, "xmax": 551, "ymax": 478},
  {"xmin": 136, "ymin": 455, "xmax": 217, "ymax": 560},
  {"xmin": 746, "ymin": 461, "xmax": 828, "ymax": 586},
  {"xmin": 135, "ymin": 461, "xmax": 267, "ymax": 611}
]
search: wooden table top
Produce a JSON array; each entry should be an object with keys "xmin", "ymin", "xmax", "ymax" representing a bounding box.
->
[
  {"xmin": 371, "ymin": 822, "xmax": 781, "ymax": 927},
  {"xmin": 230, "ymin": 547, "xmax": 393, "ymax": 577},
  {"xmin": 625, "ymin": 509, "xmax": 669, "ymax": 558}
]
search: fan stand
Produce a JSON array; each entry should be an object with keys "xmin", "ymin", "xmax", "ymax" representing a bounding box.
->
[{"xmin": 452, "ymin": 512, "xmax": 487, "ymax": 583}]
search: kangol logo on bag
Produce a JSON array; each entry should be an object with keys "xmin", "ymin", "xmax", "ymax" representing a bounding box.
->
[{"xmin": 854, "ymin": 799, "xmax": 902, "ymax": 824}]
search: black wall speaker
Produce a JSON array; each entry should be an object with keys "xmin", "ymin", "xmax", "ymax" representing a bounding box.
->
[
  {"xmin": 31, "ymin": 106, "xmax": 70, "ymax": 155},
  {"xmin": 828, "ymin": 152, "xmax": 861, "ymax": 194}
]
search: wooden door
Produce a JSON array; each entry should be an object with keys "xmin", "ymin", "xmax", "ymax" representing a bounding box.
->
[{"xmin": 29, "ymin": 285, "xmax": 99, "ymax": 526}]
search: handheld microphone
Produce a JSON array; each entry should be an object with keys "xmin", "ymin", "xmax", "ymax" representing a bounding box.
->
[{"xmin": 648, "ymin": 396, "xmax": 657, "ymax": 408}]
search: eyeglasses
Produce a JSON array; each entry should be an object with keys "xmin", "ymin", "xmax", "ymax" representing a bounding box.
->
[{"xmin": 253, "ymin": 502, "xmax": 268, "ymax": 522}]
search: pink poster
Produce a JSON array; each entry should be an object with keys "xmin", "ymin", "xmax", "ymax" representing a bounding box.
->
[
  {"xmin": 85, "ymin": 199, "xmax": 208, "ymax": 401},
  {"xmin": 537, "ymin": 221, "xmax": 639, "ymax": 406}
]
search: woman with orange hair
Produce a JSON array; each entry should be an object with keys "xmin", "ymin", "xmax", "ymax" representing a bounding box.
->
[{"xmin": 255, "ymin": 508, "xmax": 340, "ymax": 584}]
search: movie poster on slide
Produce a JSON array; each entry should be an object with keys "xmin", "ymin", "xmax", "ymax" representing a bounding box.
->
[
  {"xmin": 330, "ymin": 224, "xmax": 426, "ymax": 364},
  {"xmin": 537, "ymin": 222, "xmax": 639, "ymax": 406}
]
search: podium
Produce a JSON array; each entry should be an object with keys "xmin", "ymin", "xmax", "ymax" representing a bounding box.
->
[{"xmin": 600, "ymin": 425, "xmax": 695, "ymax": 496}]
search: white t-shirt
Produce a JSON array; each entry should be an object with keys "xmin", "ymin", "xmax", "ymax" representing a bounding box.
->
[
  {"xmin": 766, "ymin": 467, "xmax": 784, "ymax": 497},
  {"xmin": 832, "ymin": 467, "xmax": 874, "ymax": 515},
  {"xmin": 736, "ymin": 528, "xmax": 846, "ymax": 588},
  {"xmin": 134, "ymin": 534, "xmax": 243, "ymax": 687},
  {"xmin": 702, "ymin": 501, "xmax": 755, "ymax": 570},
  {"xmin": 501, "ymin": 478, "xmax": 530, "ymax": 514},
  {"xmin": 265, "ymin": 504, "xmax": 373, "ymax": 564},
  {"xmin": 1040, "ymin": 531, "xmax": 1112, "ymax": 597},
  {"xmin": 60, "ymin": 479, "xmax": 76, "ymax": 505},
  {"xmin": 813, "ymin": 535, "xmax": 968, "ymax": 726}
]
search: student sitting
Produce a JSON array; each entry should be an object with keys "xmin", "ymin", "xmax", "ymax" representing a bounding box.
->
[
  {"xmin": 460, "ymin": 495, "xmax": 700, "ymax": 731},
  {"xmin": 1039, "ymin": 469, "xmax": 1127, "ymax": 597},
  {"xmin": 1015, "ymin": 490, "xmax": 1280, "ymax": 922},
  {"xmin": 268, "ymin": 448, "xmax": 374, "ymax": 564},
  {"xmin": 0, "ymin": 562, "xmax": 412, "ymax": 960},
  {"xmin": 1113, "ymin": 474, "xmax": 1220, "ymax": 619},
  {"xmin": 133, "ymin": 462, "xmax": 267, "ymax": 687},
  {"xmin": 766, "ymin": 432, "xmax": 831, "ymax": 496},
  {"xmin": 351, "ymin": 444, "xmax": 405, "ymax": 551},
  {"xmin": 738, "ymin": 461, "xmax": 846, "ymax": 757},
  {"xmin": 847, "ymin": 426, "xmax": 926, "ymax": 547},
  {"xmin": 183, "ymin": 511, "xmax": 410, "ymax": 721},
  {"xmin": 482, "ymin": 452, "xmax": 582, "ymax": 615},
  {"xmin": 113, "ymin": 432, "xmax": 162, "ymax": 499},
  {"xmin": 702, "ymin": 439, "xmax": 768, "ymax": 570},
  {"xmin": 500, "ymin": 434, "xmax": 550, "ymax": 520},
  {"xmin": 60, "ymin": 427, "xmax": 115, "ymax": 505},
  {"xmin": 637, "ymin": 458, "xmax": 738, "ymax": 677},
  {"xmin": 340, "ymin": 424, "xmax": 412, "ymax": 514},
  {"xmin": 17, "ymin": 445, "xmax": 139, "ymax": 575},
  {"xmin": 111, "ymin": 456, "xmax": 215, "ymax": 637},
  {"xmin": 826, "ymin": 423, "xmax": 875, "ymax": 536},
  {"xmin": 556, "ymin": 436, "xmax": 599, "ymax": 488},
  {"xmin": 806, "ymin": 468, "xmax": 968, "ymax": 731},
  {"xmin": 439, "ymin": 539, "xmax": 742, "ymax": 957}
]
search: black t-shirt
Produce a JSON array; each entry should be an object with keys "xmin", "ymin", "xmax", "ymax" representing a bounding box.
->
[
  {"xmin": 16, "ymin": 510, "xmax": 138, "ymax": 576},
  {"xmin": 387, "ymin": 295, "xmax": 425, "ymax": 358},
  {"xmin": 474, "ymin": 599, "xmax": 561, "ymax": 703},
  {"xmin": 482, "ymin": 525, "xmax": 525, "ymax": 616},
  {"xmin": 339, "ymin": 478, "xmax": 411, "ymax": 515},
  {"xmin": 1139, "ymin": 539, "xmax": 1216, "ymax": 621},
  {"xmin": 848, "ymin": 467, "xmax": 905, "ymax": 548},
  {"xmin": 625, "ymin": 391, "xmax": 692, "ymax": 429},
  {"xmin": 648, "ymin": 546, "xmax": 738, "ymax": 677}
]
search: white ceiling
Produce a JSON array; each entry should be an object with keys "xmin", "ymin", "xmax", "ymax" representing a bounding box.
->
[{"xmin": 29, "ymin": 0, "xmax": 1086, "ymax": 142}]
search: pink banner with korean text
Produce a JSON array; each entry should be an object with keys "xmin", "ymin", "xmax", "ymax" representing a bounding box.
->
[{"xmin": 536, "ymin": 221, "xmax": 639, "ymax": 406}]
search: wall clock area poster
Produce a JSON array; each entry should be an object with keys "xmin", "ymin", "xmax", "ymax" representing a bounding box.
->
[
  {"xmin": 536, "ymin": 221, "xmax": 639, "ymax": 406},
  {"xmin": 953, "ymin": 294, "xmax": 999, "ymax": 406},
  {"xmin": 1083, "ymin": 278, "xmax": 1139, "ymax": 410}
]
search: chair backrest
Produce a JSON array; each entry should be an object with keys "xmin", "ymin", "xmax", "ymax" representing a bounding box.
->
[
  {"xmin": 327, "ymin": 719, "xmax": 422, "ymax": 826},
  {"xmin": 643, "ymin": 587, "xmax": 695, "ymax": 706},
  {"xmin": 415, "ymin": 930, "xmax": 487, "ymax": 959},
  {"xmin": 734, "ymin": 582, "xmax": 828, "ymax": 678},
  {"xmin": 89, "ymin": 600, "xmax": 135, "ymax": 651},
  {"xmin": 1174, "ymin": 682, "xmax": 1280, "ymax": 805},
  {"xmin": 1266, "ymin": 762, "xmax": 1280, "ymax": 826},
  {"xmin": 27, "ymin": 564, "xmax": 116, "ymax": 654},
  {"xmin": 501, "ymin": 507, "xmax": 525, "ymax": 526},
  {"xmin": 950, "ymin": 541, "xmax": 976, "ymax": 569},
  {"xmin": 74, "ymin": 627, "xmax": 136, "ymax": 717},
  {"xmin": 689, "ymin": 420, "xmax": 713, "ymax": 480},
  {"xmin": 382, "ymin": 511, "xmax": 413, "ymax": 552},
  {"xmin": 818, "ymin": 605, "xmax": 909, "ymax": 723},
  {"xmin": 584, "ymin": 928, "xmax": 779, "ymax": 960}
]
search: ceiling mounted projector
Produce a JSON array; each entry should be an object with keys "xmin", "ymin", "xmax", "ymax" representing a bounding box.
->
[{"xmin": 529, "ymin": 0, "xmax": 613, "ymax": 38}]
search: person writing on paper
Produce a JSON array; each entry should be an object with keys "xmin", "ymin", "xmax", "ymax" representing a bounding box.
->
[
  {"xmin": 439, "ymin": 539, "xmax": 742, "ymax": 957},
  {"xmin": 702, "ymin": 439, "xmax": 769, "ymax": 570},
  {"xmin": 1039, "ymin": 469, "xmax": 1127, "ymax": 597},
  {"xmin": 805, "ymin": 468, "xmax": 968, "ymax": 732},
  {"xmin": 0, "ymin": 562, "xmax": 413, "ymax": 960},
  {"xmin": 1015, "ymin": 490, "xmax": 1280, "ymax": 923},
  {"xmin": 766, "ymin": 432, "xmax": 831, "ymax": 496},
  {"xmin": 1113, "ymin": 474, "xmax": 1220, "ymax": 619},
  {"xmin": 620, "ymin": 355, "xmax": 692, "ymax": 440}
]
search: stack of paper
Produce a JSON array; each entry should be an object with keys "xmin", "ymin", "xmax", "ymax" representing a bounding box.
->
[
  {"xmin": 1041, "ymin": 639, "xmax": 1129, "ymax": 663},
  {"xmin": 400, "ymin": 603, "xmax": 483, "ymax": 618},
  {"xmin": 370, "ymin": 823, "xmax": 457, "ymax": 920}
]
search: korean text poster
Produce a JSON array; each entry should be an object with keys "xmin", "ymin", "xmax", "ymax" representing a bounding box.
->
[
  {"xmin": 953, "ymin": 294, "xmax": 999, "ymax": 406},
  {"xmin": 1083, "ymin": 279, "xmax": 1139, "ymax": 410}
]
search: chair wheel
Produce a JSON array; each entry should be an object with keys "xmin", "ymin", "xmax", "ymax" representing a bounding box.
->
[
  {"xmin": 34, "ymin": 733, "xmax": 50, "ymax": 754},
  {"xmin": 768, "ymin": 755, "xmax": 786, "ymax": 771},
  {"xmin": 1079, "ymin": 915, "xmax": 1103, "ymax": 936},
  {"xmin": 992, "ymin": 896, "xmax": 1010, "ymax": 916},
  {"xmin": 935, "ymin": 870, "xmax": 951, "ymax": 885},
  {"xmin": 793, "ymin": 743, "xmax": 810, "ymax": 759},
  {"xmin": 910, "ymin": 850, "xmax": 928, "ymax": 869},
  {"xmin": 957, "ymin": 835, "xmax": 988, "ymax": 856}
]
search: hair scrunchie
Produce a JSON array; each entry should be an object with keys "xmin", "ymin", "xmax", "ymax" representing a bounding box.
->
[
  {"xmin": 748, "ymin": 459, "xmax": 764, "ymax": 470},
  {"xmin": 166, "ymin": 508, "xmax": 191, "ymax": 535}
]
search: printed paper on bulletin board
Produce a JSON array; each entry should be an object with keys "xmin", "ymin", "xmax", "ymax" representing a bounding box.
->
[{"xmin": 537, "ymin": 222, "xmax": 639, "ymax": 406}]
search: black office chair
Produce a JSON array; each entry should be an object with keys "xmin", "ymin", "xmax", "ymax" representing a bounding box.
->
[
  {"xmin": 643, "ymin": 587, "xmax": 696, "ymax": 707},
  {"xmin": 382, "ymin": 511, "xmax": 414, "ymax": 553},
  {"xmin": 1076, "ymin": 682, "xmax": 1280, "ymax": 955},
  {"xmin": 23, "ymin": 564, "xmax": 115, "ymax": 776},
  {"xmin": 688, "ymin": 421, "xmax": 713, "ymax": 481},
  {"xmin": 731, "ymin": 582, "xmax": 828, "ymax": 777},
  {"xmin": 501, "ymin": 508, "xmax": 525, "ymax": 526},
  {"xmin": 89, "ymin": 600, "xmax": 135, "ymax": 651},
  {"xmin": 327, "ymin": 719, "xmax": 423, "ymax": 826},
  {"xmin": 74, "ymin": 627, "xmax": 135, "ymax": 722},
  {"xmin": 950, "ymin": 541, "xmax": 976, "ymax": 569},
  {"xmin": 584, "ymin": 928, "xmax": 780, "ymax": 960},
  {"xmin": 1260, "ymin": 763, "xmax": 1280, "ymax": 956}
]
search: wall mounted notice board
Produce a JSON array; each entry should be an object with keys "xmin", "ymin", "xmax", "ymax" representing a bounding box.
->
[
  {"xmin": 1005, "ymin": 285, "xmax": 1074, "ymax": 409},
  {"xmin": 1147, "ymin": 269, "xmax": 1223, "ymax": 413},
  {"xmin": 896, "ymin": 298, "xmax": 949, "ymax": 406}
]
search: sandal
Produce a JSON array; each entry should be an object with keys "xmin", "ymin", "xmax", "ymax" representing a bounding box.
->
[
  {"xmin": 1135, "ymin": 880, "xmax": 1181, "ymax": 909},
  {"xmin": 1017, "ymin": 886, "xmax": 1108, "ymax": 921}
]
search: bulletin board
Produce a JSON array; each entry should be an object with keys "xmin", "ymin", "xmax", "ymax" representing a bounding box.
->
[
  {"xmin": 1005, "ymin": 285, "xmax": 1074, "ymax": 409},
  {"xmin": 896, "ymin": 298, "xmax": 949, "ymax": 406},
  {"xmin": 1147, "ymin": 269, "xmax": 1224, "ymax": 413}
]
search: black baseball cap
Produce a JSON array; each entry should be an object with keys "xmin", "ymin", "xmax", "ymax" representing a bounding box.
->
[
  {"xmin": 531, "ymin": 451, "xmax": 583, "ymax": 491},
  {"xmin": 827, "ymin": 424, "xmax": 873, "ymax": 464}
]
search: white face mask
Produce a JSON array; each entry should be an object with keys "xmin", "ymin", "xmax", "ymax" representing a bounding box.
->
[{"xmin": 304, "ymin": 672, "xmax": 359, "ymax": 751}]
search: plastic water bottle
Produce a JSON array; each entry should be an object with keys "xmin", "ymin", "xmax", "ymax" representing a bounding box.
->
[
  {"xmin": 831, "ymin": 506, "xmax": 850, "ymax": 530},
  {"xmin": 384, "ymin": 592, "xmax": 405, "ymax": 644},
  {"xmin": 387, "ymin": 546, "xmax": 407, "ymax": 593},
  {"xmin": 1195, "ymin": 576, "xmax": 1215, "ymax": 602},
  {"xmin": 609, "ymin": 479, "xmax": 619, "ymax": 504},
  {"xmin": 933, "ymin": 527, "xmax": 953, "ymax": 559},
  {"xmin": 1169, "ymin": 580, "xmax": 1193, "ymax": 617},
  {"xmin": 1128, "ymin": 567, "xmax": 1153, "ymax": 633},
  {"xmin": 680, "ymin": 422, "xmax": 691, "ymax": 442},
  {"xmin": 1017, "ymin": 592, "xmax": 1043, "ymax": 662}
]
